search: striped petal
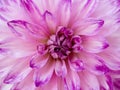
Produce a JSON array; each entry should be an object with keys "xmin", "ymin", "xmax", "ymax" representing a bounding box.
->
[
  {"xmin": 74, "ymin": 19, "xmax": 104, "ymax": 36},
  {"xmin": 79, "ymin": 53, "xmax": 109, "ymax": 75},
  {"xmin": 99, "ymin": 51, "xmax": 120, "ymax": 70},
  {"xmin": 79, "ymin": 71, "xmax": 100, "ymax": 90},
  {"xmin": 44, "ymin": 11, "xmax": 57, "ymax": 33},
  {"xmin": 11, "ymin": 71, "xmax": 35, "ymax": 90},
  {"xmin": 34, "ymin": 60, "xmax": 55, "ymax": 87},
  {"xmin": 29, "ymin": 54, "xmax": 49, "ymax": 69},
  {"xmin": 64, "ymin": 70, "xmax": 80, "ymax": 90},
  {"xmin": 70, "ymin": 0, "xmax": 98, "ymax": 23},
  {"xmin": 7, "ymin": 20, "xmax": 48, "ymax": 39},
  {"xmin": 68, "ymin": 55, "xmax": 84, "ymax": 71},
  {"xmin": 56, "ymin": 0, "xmax": 71, "ymax": 26},
  {"xmin": 20, "ymin": 0, "xmax": 42, "ymax": 23},
  {"xmin": 36, "ymin": 75, "xmax": 58, "ymax": 90},
  {"xmin": 0, "ymin": 0, "xmax": 25, "ymax": 21},
  {"xmin": 55, "ymin": 59, "xmax": 67, "ymax": 77},
  {"xmin": 82, "ymin": 37, "xmax": 109, "ymax": 53},
  {"xmin": 98, "ymin": 75, "xmax": 113, "ymax": 90},
  {"xmin": 3, "ymin": 59, "xmax": 31, "ymax": 84}
]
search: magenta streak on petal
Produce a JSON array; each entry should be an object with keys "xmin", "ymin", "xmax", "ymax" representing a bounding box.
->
[
  {"xmin": 63, "ymin": 73, "xmax": 80, "ymax": 90},
  {"xmin": 81, "ymin": 0, "xmax": 98, "ymax": 18},
  {"xmin": 91, "ymin": 20, "xmax": 104, "ymax": 33},
  {"xmin": 113, "ymin": 78, "xmax": 120, "ymax": 89},
  {"xmin": 95, "ymin": 56, "xmax": 110, "ymax": 73},
  {"xmin": 29, "ymin": 54, "xmax": 48, "ymax": 69},
  {"xmin": 0, "ymin": 8, "xmax": 7, "ymax": 12},
  {"xmin": 43, "ymin": 10, "xmax": 52, "ymax": 19},
  {"xmin": 84, "ymin": 0, "xmax": 92, "ymax": 8},
  {"xmin": 7, "ymin": 20, "xmax": 26, "ymax": 36},
  {"xmin": 21, "ymin": 0, "xmax": 41, "ymax": 15},
  {"xmin": 0, "ymin": 15, "xmax": 7, "ymax": 21},
  {"xmin": 106, "ymin": 75, "xmax": 113, "ymax": 90},
  {"xmin": 21, "ymin": 0, "xmax": 33, "ymax": 12},
  {"xmin": 76, "ymin": 19, "xmax": 104, "ymax": 36},
  {"xmin": 100, "ymin": 86, "xmax": 106, "ymax": 90},
  {"xmin": 64, "ymin": 78, "xmax": 69, "ymax": 90},
  {"xmin": 95, "ymin": 65, "xmax": 109, "ymax": 74},
  {"xmin": 29, "ymin": 55, "xmax": 38, "ymax": 68},
  {"xmin": 4, "ymin": 74, "xmax": 16, "ymax": 84},
  {"xmin": 102, "ymin": 42, "xmax": 109, "ymax": 49},
  {"xmin": 70, "ymin": 60, "xmax": 84, "ymax": 71},
  {"xmin": 0, "ymin": 48, "xmax": 8, "ymax": 54},
  {"xmin": 35, "ymin": 77, "xmax": 49, "ymax": 87},
  {"xmin": 29, "ymin": 61, "xmax": 37, "ymax": 69},
  {"xmin": 0, "ymin": 48, "xmax": 6, "ymax": 53},
  {"xmin": 55, "ymin": 60, "xmax": 67, "ymax": 77},
  {"xmin": 7, "ymin": 20, "xmax": 46, "ymax": 38},
  {"xmin": 43, "ymin": 10, "xmax": 57, "ymax": 33},
  {"xmin": 98, "ymin": 20, "xmax": 104, "ymax": 27},
  {"xmin": 72, "ymin": 81, "xmax": 76, "ymax": 90}
]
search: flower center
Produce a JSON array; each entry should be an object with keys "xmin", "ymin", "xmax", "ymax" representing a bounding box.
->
[{"xmin": 46, "ymin": 27, "xmax": 82, "ymax": 60}]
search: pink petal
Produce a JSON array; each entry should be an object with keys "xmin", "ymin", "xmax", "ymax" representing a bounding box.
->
[
  {"xmin": 99, "ymin": 51, "xmax": 120, "ymax": 70},
  {"xmin": 32, "ymin": 0, "xmax": 61, "ymax": 15},
  {"xmin": 64, "ymin": 71, "xmax": 80, "ymax": 90},
  {"xmin": 55, "ymin": 60, "xmax": 67, "ymax": 77},
  {"xmin": 68, "ymin": 55, "xmax": 84, "ymax": 71},
  {"xmin": 98, "ymin": 75, "xmax": 113, "ymax": 90},
  {"xmin": 80, "ymin": 53, "xmax": 109, "ymax": 75},
  {"xmin": 7, "ymin": 20, "xmax": 48, "ymax": 39},
  {"xmin": 11, "ymin": 71, "xmax": 35, "ymax": 90},
  {"xmin": 44, "ymin": 11, "xmax": 57, "ymax": 33},
  {"xmin": 56, "ymin": 0, "xmax": 71, "ymax": 26},
  {"xmin": 3, "ymin": 60, "xmax": 31, "ymax": 84},
  {"xmin": 74, "ymin": 19, "xmax": 104, "ymax": 36},
  {"xmin": 57, "ymin": 77, "xmax": 66, "ymax": 90},
  {"xmin": 82, "ymin": 37, "xmax": 109, "ymax": 53},
  {"xmin": 30, "ymin": 53, "xmax": 49, "ymax": 69},
  {"xmin": 37, "ymin": 74, "xmax": 58, "ymax": 90},
  {"xmin": 0, "ymin": 0, "xmax": 26, "ymax": 21},
  {"xmin": 34, "ymin": 60, "xmax": 55, "ymax": 87},
  {"xmin": 79, "ymin": 71, "xmax": 100, "ymax": 90},
  {"xmin": 2, "ymin": 38, "xmax": 36, "ymax": 58},
  {"xmin": 79, "ymin": 0, "xmax": 98, "ymax": 18},
  {"xmin": 20, "ymin": 0, "xmax": 42, "ymax": 22},
  {"xmin": 70, "ymin": 0, "xmax": 98, "ymax": 23}
]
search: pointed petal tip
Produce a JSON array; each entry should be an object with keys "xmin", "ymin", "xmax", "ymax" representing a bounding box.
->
[
  {"xmin": 69, "ymin": 59, "xmax": 84, "ymax": 71},
  {"xmin": 35, "ymin": 80, "xmax": 40, "ymax": 87},
  {"xmin": 34, "ymin": 77, "xmax": 50, "ymax": 87},
  {"xmin": 3, "ymin": 74, "xmax": 16, "ymax": 84},
  {"xmin": 98, "ymin": 20, "xmax": 104, "ymax": 27},
  {"xmin": 29, "ymin": 61, "xmax": 37, "ymax": 69},
  {"xmin": 103, "ymin": 43, "xmax": 109, "ymax": 49},
  {"xmin": 43, "ymin": 10, "xmax": 52, "ymax": 18}
]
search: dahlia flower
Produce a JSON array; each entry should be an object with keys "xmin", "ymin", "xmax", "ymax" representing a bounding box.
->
[{"xmin": 0, "ymin": 0, "xmax": 120, "ymax": 90}]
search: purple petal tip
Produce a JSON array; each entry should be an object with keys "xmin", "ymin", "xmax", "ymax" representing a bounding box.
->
[{"xmin": 96, "ymin": 65, "xmax": 109, "ymax": 74}]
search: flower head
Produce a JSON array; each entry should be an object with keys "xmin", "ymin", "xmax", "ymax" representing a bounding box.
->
[{"xmin": 0, "ymin": 0, "xmax": 120, "ymax": 90}]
